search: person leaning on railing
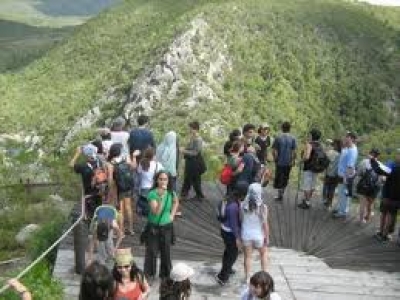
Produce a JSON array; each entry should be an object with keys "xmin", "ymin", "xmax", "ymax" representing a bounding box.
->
[{"xmin": 7, "ymin": 279, "xmax": 32, "ymax": 300}]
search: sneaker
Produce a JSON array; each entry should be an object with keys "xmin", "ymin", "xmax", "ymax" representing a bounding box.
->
[
  {"xmin": 125, "ymin": 229, "xmax": 135, "ymax": 236},
  {"xmin": 229, "ymin": 269, "xmax": 236, "ymax": 275},
  {"xmin": 274, "ymin": 196, "xmax": 283, "ymax": 201},
  {"xmin": 214, "ymin": 274, "xmax": 227, "ymax": 286},
  {"xmin": 374, "ymin": 231, "xmax": 383, "ymax": 240},
  {"xmin": 332, "ymin": 212, "xmax": 346, "ymax": 219},
  {"xmin": 298, "ymin": 200, "xmax": 311, "ymax": 209}
]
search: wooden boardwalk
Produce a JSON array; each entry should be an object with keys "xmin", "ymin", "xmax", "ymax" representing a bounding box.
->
[{"xmin": 55, "ymin": 181, "xmax": 400, "ymax": 299}]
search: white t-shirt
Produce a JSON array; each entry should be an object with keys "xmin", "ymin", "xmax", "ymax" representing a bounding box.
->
[
  {"xmin": 241, "ymin": 204, "xmax": 267, "ymax": 242},
  {"xmin": 241, "ymin": 288, "xmax": 281, "ymax": 300},
  {"xmin": 138, "ymin": 161, "xmax": 163, "ymax": 190},
  {"xmin": 110, "ymin": 131, "xmax": 130, "ymax": 157}
]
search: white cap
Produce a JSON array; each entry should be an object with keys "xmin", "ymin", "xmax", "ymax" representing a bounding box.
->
[{"xmin": 170, "ymin": 263, "xmax": 194, "ymax": 282}]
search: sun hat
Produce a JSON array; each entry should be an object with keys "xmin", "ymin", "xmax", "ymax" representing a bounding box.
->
[
  {"xmin": 114, "ymin": 248, "xmax": 133, "ymax": 267},
  {"xmin": 170, "ymin": 263, "xmax": 194, "ymax": 282},
  {"xmin": 82, "ymin": 144, "xmax": 98, "ymax": 158}
]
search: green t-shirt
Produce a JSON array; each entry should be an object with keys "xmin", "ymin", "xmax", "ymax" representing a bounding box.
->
[{"xmin": 147, "ymin": 189, "xmax": 174, "ymax": 225}]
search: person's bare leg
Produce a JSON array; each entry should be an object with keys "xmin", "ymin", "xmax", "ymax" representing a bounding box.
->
[
  {"xmin": 124, "ymin": 197, "xmax": 133, "ymax": 233},
  {"xmin": 259, "ymin": 246, "xmax": 268, "ymax": 271},
  {"xmin": 359, "ymin": 197, "xmax": 366, "ymax": 222},
  {"xmin": 119, "ymin": 201, "xmax": 125, "ymax": 233},
  {"xmin": 365, "ymin": 198, "xmax": 373, "ymax": 221},
  {"xmin": 244, "ymin": 246, "xmax": 253, "ymax": 283}
]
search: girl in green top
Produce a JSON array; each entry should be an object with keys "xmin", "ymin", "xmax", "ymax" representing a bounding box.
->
[{"xmin": 144, "ymin": 170, "xmax": 179, "ymax": 280}]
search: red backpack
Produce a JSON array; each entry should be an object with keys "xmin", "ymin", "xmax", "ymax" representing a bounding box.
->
[{"xmin": 220, "ymin": 164, "xmax": 234, "ymax": 185}]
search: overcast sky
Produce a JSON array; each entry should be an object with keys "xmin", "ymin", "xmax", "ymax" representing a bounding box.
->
[{"xmin": 360, "ymin": 0, "xmax": 400, "ymax": 6}]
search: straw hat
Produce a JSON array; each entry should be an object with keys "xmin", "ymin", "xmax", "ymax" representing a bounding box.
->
[{"xmin": 114, "ymin": 248, "xmax": 133, "ymax": 267}]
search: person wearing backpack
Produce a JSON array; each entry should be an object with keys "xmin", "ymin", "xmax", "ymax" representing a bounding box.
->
[
  {"xmin": 88, "ymin": 203, "xmax": 124, "ymax": 265},
  {"xmin": 332, "ymin": 132, "xmax": 358, "ymax": 218},
  {"xmin": 107, "ymin": 143, "xmax": 139, "ymax": 235},
  {"xmin": 356, "ymin": 149, "xmax": 382, "ymax": 223},
  {"xmin": 298, "ymin": 129, "xmax": 329, "ymax": 209},
  {"xmin": 255, "ymin": 124, "xmax": 272, "ymax": 165},
  {"xmin": 110, "ymin": 117, "xmax": 130, "ymax": 159},
  {"xmin": 240, "ymin": 183, "xmax": 269, "ymax": 284},
  {"xmin": 70, "ymin": 144, "xmax": 105, "ymax": 220},
  {"xmin": 128, "ymin": 115, "xmax": 156, "ymax": 161},
  {"xmin": 322, "ymin": 139, "xmax": 342, "ymax": 209},
  {"xmin": 272, "ymin": 122, "xmax": 297, "ymax": 201},
  {"xmin": 137, "ymin": 147, "xmax": 164, "ymax": 217},
  {"xmin": 215, "ymin": 189, "xmax": 244, "ymax": 286},
  {"xmin": 223, "ymin": 129, "xmax": 242, "ymax": 158},
  {"xmin": 370, "ymin": 149, "xmax": 400, "ymax": 243},
  {"xmin": 156, "ymin": 131, "xmax": 179, "ymax": 192}
]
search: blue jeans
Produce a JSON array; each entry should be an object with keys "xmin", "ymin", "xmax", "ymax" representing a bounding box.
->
[{"xmin": 336, "ymin": 183, "xmax": 350, "ymax": 215}]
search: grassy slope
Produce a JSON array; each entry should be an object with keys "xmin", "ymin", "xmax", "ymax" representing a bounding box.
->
[
  {"xmin": 0, "ymin": 20, "xmax": 75, "ymax": 72},
  {"xmin": 0, "ymin": 0, "xmax": 399, "ymax": 149}
]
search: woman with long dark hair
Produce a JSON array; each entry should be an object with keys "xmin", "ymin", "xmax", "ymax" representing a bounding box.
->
[
  {"xmin": 112, "ymin": 248, "xmax": 149, "ymax": 300},
  {"xmin": 79, "ymin": 261, "xmax": 114, "ymax": 300},
  {"xmin": 144, "ymin": 171, "xmax": 179, "ymax": 280}
]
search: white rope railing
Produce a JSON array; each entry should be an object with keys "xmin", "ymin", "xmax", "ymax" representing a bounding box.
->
[{"xmin": 0, "ymin": 194, "xmax": 86, "ymax": 295}]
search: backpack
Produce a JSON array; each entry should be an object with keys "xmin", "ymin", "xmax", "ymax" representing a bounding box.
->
[
  {"xmin": 220, "ymin": 164, "xmax": 234, "ymax": 185},
  {"xmin": 114, "ymin": 160, "xmax": 133, "ymax": 192},
  {"xmin": 90, "ymin": 159, "xmax": 108, "ymax": 195},
  {"xmin": 216, "ymin": 199, "xmax": 228, "ymax": 223},
  {"xmin": 94, "ymin": 205, "xmax": 116, "ymax": 242},
  {"xmin": 356, "ymin": 168, "xmax": 380, "ymax": 197},
  {"xmin": 96, "ymin": 219, "xmax": 111, "ymax": 242},
  {"xmin": 308, "ymin": 143, "xmax": 330, "ymax": 173}
]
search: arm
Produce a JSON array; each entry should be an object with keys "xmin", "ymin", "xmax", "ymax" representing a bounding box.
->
[
  {"xmin": 370, "ymin": 158, "xmax": 391, "ymax": 176},
  {"xmin": 149, "ymin": 197, "xmax": 164, "ymax": 215},
  {"xmin": 69, "ymin": 147, "xmax": 81, "ymax": 168},
  {"xmin": 291, "ymin": 139, "xmax": 297, "ymax": 166},
  {"xmin": 112, "ymin": 220, "xmax": 124, "ymax": 250},
  {"xmin": 7, "ymin": 279, "xmax": 32, "ymax": 300},
  {"xmin": 302, "ymin": 142, "xmax": 312, "ymax": 161},
  {"xmin": 170, "ymin": 194, "xmax": 179, "ymax": 222},
  {"xmin": 227, "ymin": 204, "xmax": 242, "ymax": 247},
  {"xmin": 140, "ymin": 275, "xmax": 150, "ymax": 298},
  {"xmin": 181, "ymin": 138, "xmax": 203, "ymax": 156},
  {"xmin": 262, "ymin": 205, "xmax": 269, "ymax": 245}
]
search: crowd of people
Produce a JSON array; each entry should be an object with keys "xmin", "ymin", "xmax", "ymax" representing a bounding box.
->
[{"xmin": 8, "ymin": 116, "xmax": 398, "ymax": 299}]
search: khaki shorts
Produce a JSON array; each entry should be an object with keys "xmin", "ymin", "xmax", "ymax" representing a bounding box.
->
[{"xmin": 302, "ymin": 170, "xmax": 317, "ymax": 191}]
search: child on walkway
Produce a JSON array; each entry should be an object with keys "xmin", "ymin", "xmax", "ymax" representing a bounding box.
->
[{"xmin": 241, "ymin": 271, "xmax": 281, "ymax": 300}]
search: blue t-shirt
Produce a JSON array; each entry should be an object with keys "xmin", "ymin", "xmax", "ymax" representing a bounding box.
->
[
  {"xmin": 272, "ymin": 133, "xmax": 297, "ymax": 166},
  {"xmin": 338, "ymin": 145, "xmax": 358, "ymax": 178},
  {"xmin": 128, "ymin": 128, "xmax": 155, "ymax": 154},
  {"xmin": 236, "ymin": 153, "xmax": 255, "ymax": 184}
]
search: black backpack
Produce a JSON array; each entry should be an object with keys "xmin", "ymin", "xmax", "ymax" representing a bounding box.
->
[
  {"xmin": 96, "ymin": 219, "xmax": 110, "ymax": 242},
  {"xmin": 114, "ymin": 160, "xmax": 133, "ymax": 192},
  {"xmin": 356, "ymin": 168, "xmax": 380, "ymax": 197},
  {"xmin": 308, "ymin": 143, "xmax": 330, "ymax": 173}
]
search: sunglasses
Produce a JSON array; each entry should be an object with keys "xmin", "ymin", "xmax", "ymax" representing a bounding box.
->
[{"xmin": 117, "ymin": 265, "xmax": 131, "ymax": 269}]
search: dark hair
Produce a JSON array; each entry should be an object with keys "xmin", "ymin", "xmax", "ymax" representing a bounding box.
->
[
  {"xmin": 152, "ymin": 170, "xmax": 174, "ymax": 193},
  {"xmin": 242, "ymin": 124, "xmax": 256, "ymax": 134},
  {"xmin": 229, "ymin": 129, "xmax": 241, "ymax": 142},
  {"xmin": 281, "ymin": 121, "xmax": 291, "ymax": 133},
  {"xmin": 189, "ymin": 121, "xmax": 200, "ymax": 131},
  {"xmin": 137, "ymin": 115, "xmax": 149, "ymax": 126},
  {"xmin": 346, "ymin": 131, "xmax": 357, "ymax": 140},
  {"xmin": 257, "ymin": 125, "xmax": 270, "ymax": 134},
  {"xmin": 101, "ymin": 132, "xmax": 111, "ymax": 141},
  {"xmin": 140, "ymin": 147, "xmax": 155, "ymax": 171},
  {"xmin": 92, "ymin": 140, "xmax": 104, "ymax": 155},
  {"xmin": 249, "ymin": 271, "xmax": 275, "ymax": 299},
  {"xmin": 310, "ymin": 128, "xmax": 321, "ymax": 141},
  {"xmin": 159, "ymin": 278, "xmax": 191, "ymax": 300},
  {"xmin": 332, "ymin": 139, "xmax": 342, "ymax": 153},
  {"xmin": 108, "ymin": 143, "xmax": 123, "ymax": 162},
  {"xmin": 79, "ymin": 261, "xmax": 114, "ymax": 300},
  {"xmin": 230, "ymin": 141, "xmax": 243, "ymax": 153},
  {"xmin": 112, "ymin": 261, "xmax": 143, "ymax": 284},
  {"xmin": 248, "ymin": 196, "xmax": 258, "ymax": 212},
  {"xmin": 370, "ymin": 148, "xmax": 380, "ymax": 157}
]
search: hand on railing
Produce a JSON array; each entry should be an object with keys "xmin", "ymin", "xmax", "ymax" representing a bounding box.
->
[{"xmin": 6, "ymin": 279, "xmax": 32, "ymax": 300}]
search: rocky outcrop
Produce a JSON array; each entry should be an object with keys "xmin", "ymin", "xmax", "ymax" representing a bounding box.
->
[
  {"xmin": 61, "ymin": 16, "xmax": 231, "ymax": 148},
  {"xmin": 15, "ymin": 224, "xmax": 41, "ymax": 246}
]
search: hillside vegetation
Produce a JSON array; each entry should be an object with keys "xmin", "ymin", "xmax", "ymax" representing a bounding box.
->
[{"xmin": 0, "ymin": 0, "xmax": 399, "ymax": 153}]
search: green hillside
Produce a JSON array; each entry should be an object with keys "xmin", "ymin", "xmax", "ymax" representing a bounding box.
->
[{"xmin": 0, "ymin": 0, "xmax": 399, "ymax": 152}]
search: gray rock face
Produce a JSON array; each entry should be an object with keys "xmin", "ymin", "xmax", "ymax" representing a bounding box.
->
[
  {"xmin": 15, "ymin": 224, "xmax": 41, "ymax": 246},
  {"xmin": 61, "ymin": 16, "xmax": 231, "ymax": 148}
]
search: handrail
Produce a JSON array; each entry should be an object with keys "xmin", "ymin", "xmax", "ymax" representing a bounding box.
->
[{"xmin": 0, "ymin": 194, "xmax": 86, "ymax": 295}]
